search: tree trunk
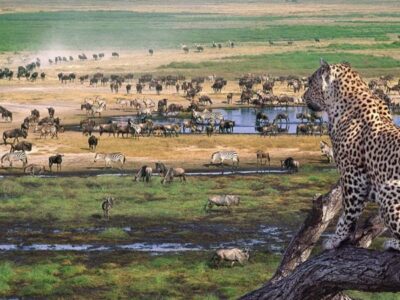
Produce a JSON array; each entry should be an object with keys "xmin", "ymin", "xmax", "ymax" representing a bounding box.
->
[
  {"xmin": 241, "ymin": 183, "xmax": 396, "ymax": 300},
  {"xmin": 242, "ymin": 246, "xmax": 400, "ymax": 300}
]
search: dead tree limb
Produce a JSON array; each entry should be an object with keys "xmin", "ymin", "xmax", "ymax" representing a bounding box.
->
[
  {"xmin": 242, "ymin": 246, "xmax": 400, "ymax": 300},
  {"xmin": 271, "ymin": 183, "xmax": 342, "ymax": 282},
  {"xmin": 241, "ymin": 182, "xmax": 394, "ymax": 300}
]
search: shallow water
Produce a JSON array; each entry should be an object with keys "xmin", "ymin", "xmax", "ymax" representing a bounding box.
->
[
  {"xmin": 111, "ymin": 106, "xmax": 400, "ymax": 134},
  {"xmin": 0, "ymin": 225, "xmax": 288, "ymax": 254}
]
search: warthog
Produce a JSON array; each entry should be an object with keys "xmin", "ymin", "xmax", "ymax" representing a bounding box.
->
[
  {"xmin": 211, "ymin": 248, "xmax": 250, "ymax": 267},
  {"xmin": 205, "ymin": 195, "xmax": 240, "ymax": 212},
  {"xmin": 24, "ymin": 164, "xmax": 45, "ymax": 176}
]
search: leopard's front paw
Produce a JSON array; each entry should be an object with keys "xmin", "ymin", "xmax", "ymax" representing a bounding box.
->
[
  {"xmin": 384, "ymin": 239, "xmax": 400, "ymax": 251},
  {"xmin": 323, "ymin": 235, "xmax": 343, "ymax": 250}
]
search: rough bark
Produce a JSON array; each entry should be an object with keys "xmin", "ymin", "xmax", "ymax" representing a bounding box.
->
[
  {"xmin": 241, "ymin": 183, "xmax": 395, "ymax": 300},
  {"xmin": 241, "ymin": 246, "xmax": 400, "ymax": 300},
  {"xmin": 271, "ymin": 183, "xmax": 342, "ymax": 282}
]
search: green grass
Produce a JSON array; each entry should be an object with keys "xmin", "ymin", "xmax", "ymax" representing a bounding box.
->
[
  {"xmin": 0, "ymin": 167, "xmax": 339, "ymax": 234},
  {"xmin": 325, "ymin": 41, "xmax": 400, "ymax": 51},
  {"xmin": 1, "ymin": 11, "xmax": 400, "ymax": 51},
  {"xmin": 0, "ymin": 251, "xmax": 398, "ymax": 299},
  {"xmin": 160, "ymin": 51, "xmax": 400, "ymax": 77}
]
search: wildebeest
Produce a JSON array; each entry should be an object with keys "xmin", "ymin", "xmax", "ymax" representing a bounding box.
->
[
  {"xmin": 281, "ymin": 157, "xmax": 299, "ymax": 172},
  {"xmin": 211, "ymin": 248, "xmax": 249, "ymax": 267},
  {"xmin": 205, "ymin": 195, "xmax": 240, "ymax": 212},
  {"xmin": 0, "ymin": 106, "xmax": 13, "ymax": 122},
  {"xmin": 49, "ymin": 154, "xmax": 63, "ymax": 171},
  {"xmin": 133, "ymin": 165, "xmax": 152, "ymax": 182},
  {"xmin": 112, "ymin": 52, "xmax": 119, "ymax": 58},
  {"xmin": 48, "ymin": 107, "xmax": 55, "ymax": 118},
  {"xmin": 99, "ymin": 123, "xmax": 117, "ymax": 137},
  {"xmin": 219, "ymin": 120, "xmax": 235, "ymax": 134},
  {"xmin": 10, "ymin": 141, "xmax": 32, "ymax": 152},
  {"xmin": 24, "ymin": 164, "xmax": 45, "ymax": 176},
  {"xmin": 88, "ymin": 135, "xmax": 98, "ymax": 151},
  {"xmin": 3, "ymin": 128, "xmax": 28, "ymax": 144},
  {"xmin": 149, "ymin": 49, "xmax": 154, "ymax": 56}
]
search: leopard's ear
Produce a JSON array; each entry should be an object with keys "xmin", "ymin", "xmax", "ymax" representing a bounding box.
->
[{"xmin": 320, "ymin": 58, "xmax": 330, "ymax": 69}]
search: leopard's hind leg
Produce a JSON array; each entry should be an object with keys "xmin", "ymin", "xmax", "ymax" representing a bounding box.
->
[{"xmin": 378, "ymin": 181, "xmax": 400, "ymax": 251}]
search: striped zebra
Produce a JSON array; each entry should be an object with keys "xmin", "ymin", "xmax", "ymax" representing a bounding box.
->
[
  {"xmin": 90, "ymin": 102, "xmax": 106, "ymax": 117},
  {"xmin": 192, "ymin": 109, "xmax": 224, "ymax": 124},
  {"xmin": 210, "ymin": 151, "xmax": 239, "ymax": 171},
  {"xmin": 94, "ymin": 152, "xmax": 126, "ymax": 169},
  {"xmin": 1, "ymin": 151, "xmax": 28, "ymax": 168}
]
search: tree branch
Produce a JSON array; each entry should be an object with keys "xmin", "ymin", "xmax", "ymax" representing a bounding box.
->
[
  {"xmin": 241, "ymin": 183, "xmax": 393, "ymax": 300},
  {"xmin": 271, "ymin": 183, "xmax": 342, "ymax": 282},
  {"xmin": 242, "ymin": 246, "xmax": 400, "ymax": 300}
]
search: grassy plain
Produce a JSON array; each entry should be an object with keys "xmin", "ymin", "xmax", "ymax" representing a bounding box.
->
[{"xmin": 0, "ymin": 1, "xmax": 400, "ymax": 299}]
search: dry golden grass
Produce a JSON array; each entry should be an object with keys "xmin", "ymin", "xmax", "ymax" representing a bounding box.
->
[
  {"xmin": 0, "ymin": 131, "xmax": 328, "ymax": 172},
  {"xmin": 1, "ymin": 1, "xmax": 399, "ymax": 16}
]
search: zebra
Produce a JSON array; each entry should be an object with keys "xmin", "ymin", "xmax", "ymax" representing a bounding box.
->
[
  {"xmin": 210, "ymin": 151, "xmax": 239, "ymax": 173},
  {"xmin": 90, "ymin": 102, "xmax": 106, "ymax": 117},
  {"xmin": 320, "ymin": 141, "xmax": 334, "ymax": 163},
  {"xmin": 1, "ymin": 151, "xmax": 27, "ymax": 168},
  {"xmin": 94, "ymin": 152, "xmax": 126, "ymax": 169},
  {"xmin": 102, "ymin": 196, "xmax": 115, "ymax": 220},
  {"xmin": 155, "ymin": 162, "xmax": 186, "ymax": 184}
]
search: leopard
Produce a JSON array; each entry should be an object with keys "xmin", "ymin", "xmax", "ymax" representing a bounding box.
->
[{"xmin": 303, "ymin": 59, "xmax": 400, "ymax": 251}]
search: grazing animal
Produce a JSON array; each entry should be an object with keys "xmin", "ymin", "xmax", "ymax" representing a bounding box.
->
[
  {"xmin": 211, "ymin": 248, "xmax": 249, "ymax": 267},
  {"xmin": 3, "ymin": 128, "xmax": 28, "ymax": 144},
  {"xmin": 88, "ymin": 135, "xmax": 98, "ymax": 151},
  {"xmin": 303, "ymin": 60, "xmax": 400, "ymax": 251},
  {"xmin": 40, "ymin": 124, "xmax": 62, "ymax": 139},
  {"xmin": 48, "ymin": 154, "xmax": 63, "ymax": 171},
  {"xmin": 161, "ymin": 167, "xmax": 186, "ymax": 184},
  {"xmin": 0, "ymin": 108, "xmax": 12, "ymax": 122},
  {"xmin": 181, "ymin": 44, "xmax": 189, "ymax": 54},
  {"xmin": 24, "ymin": 164, "xmax": 45, "ymax": 176},
  {"xmin": 94, "ymin": 152, "xmax": 125, "ymax": 169},
  {"xmin": 1, "ymin": 151, "xmax": 27, "ymax": 168},
  {"xmin": 99, "ymin": 123, "xmax": 117, "ymax": 137},
  {"xmin": 260, "ymin": 123, "xmax": 278, "ymax": 137},
  {"xmin": 205, "ymin": 195, "xmax": 240, "ymax": 212},
  {"xmin": 281, "ymin": 157, "xmax": 299, "ymax": 172},
  {"xmin": 226, "ymin": 93, "xmax": 233, "ymax": 104},
  {"xmin": 149, "ymin": 49, "xmax": 154, "ymax": 56},
  {"xmin": 133, "ymin": 165, "xmax": 152, "ymax": 182},
  {"xmin": 10, "ymin": 141, "xmax": 32, "ymax": 152},
  {"xmin": 320, "ymin": 141, "xmax": 334, "ymax": 163},
  {"xmin": 47, "ymin": 107, "xmax": 55, "ymax": 118},
  {"xmin": 102, "ymin": 196, "xmax": 115, "ymax": 220},
  {"xmin": 256, "ymin": 150, "xmax": 270, "ymax": 167},
  {"xmin": 210, "ymin": 151, "xmax": 239, "ymax": 171}
]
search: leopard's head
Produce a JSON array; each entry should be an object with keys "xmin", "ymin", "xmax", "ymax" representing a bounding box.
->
[{"xmin": 303, "ymin": 59, "xmax": 332, "ymax": 112}]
